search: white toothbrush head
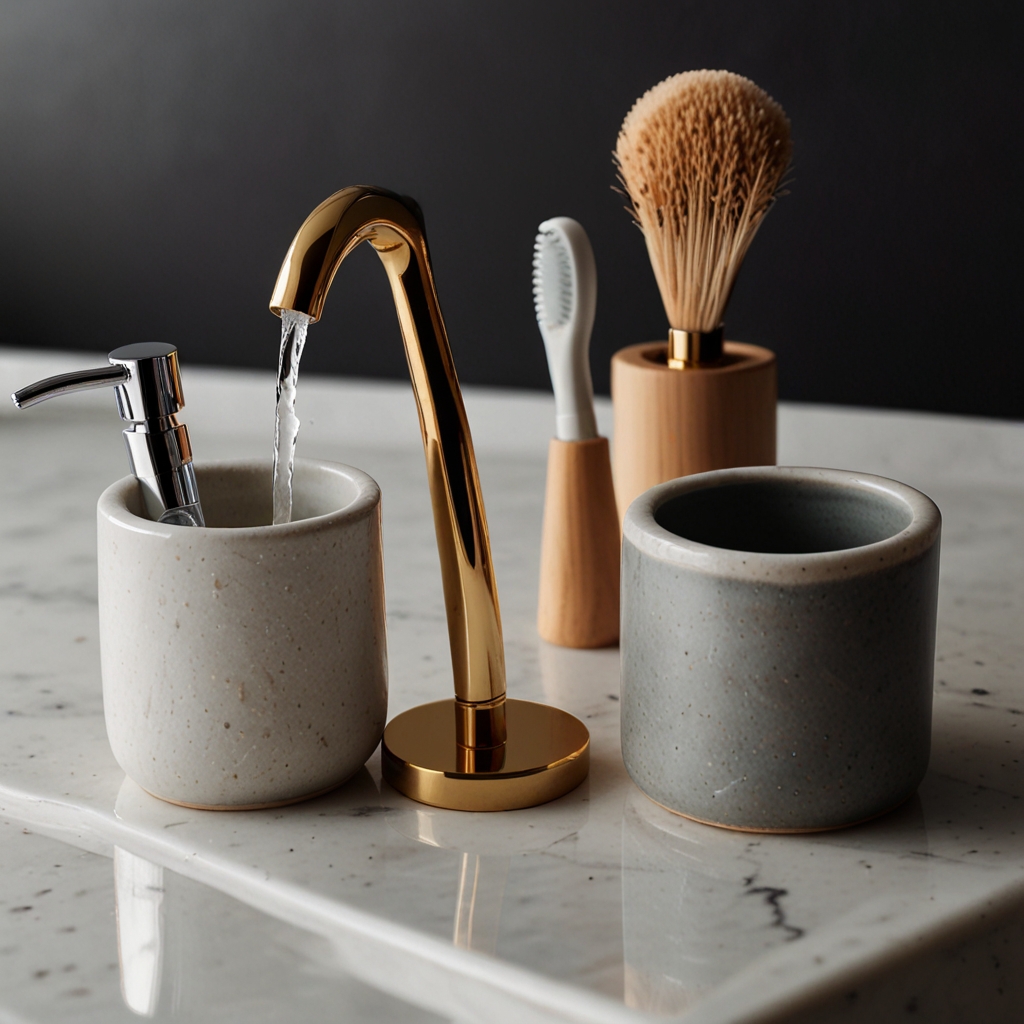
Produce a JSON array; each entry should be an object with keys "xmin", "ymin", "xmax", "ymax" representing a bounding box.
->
[{"xmin": 532, "ymin": 217, "xmax": 598, "ymax": 441}]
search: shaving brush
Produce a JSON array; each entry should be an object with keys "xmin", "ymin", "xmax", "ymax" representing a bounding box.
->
[{"xmin": 610, "ymin": 70, "xmax": 791, "ymax": 520}]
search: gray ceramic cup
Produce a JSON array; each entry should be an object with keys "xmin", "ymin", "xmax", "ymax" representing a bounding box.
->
[{"xmin": 621, "ymin": 466, "xmax": 941, "ymax": 832}]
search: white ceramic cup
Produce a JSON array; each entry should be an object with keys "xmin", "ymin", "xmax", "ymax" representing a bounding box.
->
[{"xmin": 97, "ymin": 459, "xmax": 387, "ymax": 809}]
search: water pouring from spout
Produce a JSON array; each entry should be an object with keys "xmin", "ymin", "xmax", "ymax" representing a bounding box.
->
[{"xmin": 272, "ymin": 309, "xmax": 312, "ymax": 525}]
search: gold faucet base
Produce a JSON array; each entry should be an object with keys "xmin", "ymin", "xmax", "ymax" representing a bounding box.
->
[{"xmin": 382, "ymin": 699, "xmax": 589, "ymax": 811}]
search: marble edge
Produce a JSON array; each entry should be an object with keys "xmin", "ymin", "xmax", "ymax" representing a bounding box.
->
[
  {"xmin": 5, "ymin": 774, "xmax": 1023, "ymax": 1024},
  {"xmin": 683, "ymin": 867, "xmax": 1024, "ymax": 1024},
  {"xmin": 0, "ymin": 783, "xmax": 649, "ymax": 1024}
]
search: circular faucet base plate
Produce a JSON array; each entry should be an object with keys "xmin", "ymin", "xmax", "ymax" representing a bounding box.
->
[{"xmin": 382, "ymin": 699, "xmax": 590, "ymax": 811}]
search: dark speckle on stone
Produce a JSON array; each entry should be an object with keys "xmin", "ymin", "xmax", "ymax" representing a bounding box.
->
[
  {"xmin": 349, "ymin": 806, "xmax": 391, "ymax": 818},
  {"xmin": 973, "ymin": 688, "xmax": 990, "ymax": 696}
]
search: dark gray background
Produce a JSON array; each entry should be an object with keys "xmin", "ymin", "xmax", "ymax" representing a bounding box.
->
[{"xmin": 1, "ymin": 1, "xmax": 1020, "ymax": 418}]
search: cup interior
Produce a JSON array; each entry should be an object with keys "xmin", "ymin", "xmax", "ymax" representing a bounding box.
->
[
  {"xmin": 654, "ymin": 477, "xmax": 914, "ymax": 554},
  {"xmin": 204, "ymin": 462, "xmax": 364, "ymax": 527},
  {"xmin": 120, "ymin": 462, "xmax": 366, "ymax": 528}
]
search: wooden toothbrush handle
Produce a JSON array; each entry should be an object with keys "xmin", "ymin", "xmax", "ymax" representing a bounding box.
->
[{"xmin": 538, "ymin": 436, "xmax": 620, "ymax": 648}]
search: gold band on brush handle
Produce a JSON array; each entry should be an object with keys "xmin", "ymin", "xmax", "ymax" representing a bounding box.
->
[
  {"xmin": 269, "ymin": 186, "xmax": 506, "ymax": 741},
  {"xmin": 667, "ymin": 326, "xmax": 725, "ymax": 369}
]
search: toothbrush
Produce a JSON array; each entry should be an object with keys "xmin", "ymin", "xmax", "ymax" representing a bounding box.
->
[
  {"xmin": 533, "ymin": 218, "xmax": 598, "ymax": 441},
  {"xmin": 534, "ymin": 217, "xmax": 620, "ymax": 649}
]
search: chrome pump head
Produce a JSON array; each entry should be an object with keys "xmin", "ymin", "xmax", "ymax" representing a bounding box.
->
[{"xmin": 11, "ymin": 342, "xmax": 205, "ymax": 527}]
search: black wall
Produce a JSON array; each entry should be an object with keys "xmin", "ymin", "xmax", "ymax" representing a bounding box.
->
[{"xmin": 1, "ymin": 1, "xmax": 1021, "ymax": 418}]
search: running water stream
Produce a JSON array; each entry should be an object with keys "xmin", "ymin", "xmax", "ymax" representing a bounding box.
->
[{"xmin": 272, "ymin": 309, "xmax": 312, "ymax": 525}]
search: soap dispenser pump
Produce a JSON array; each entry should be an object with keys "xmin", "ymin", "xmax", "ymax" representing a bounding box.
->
[{"xmin": 11, "ymin": 342, "xmax": 205, "ymax": 527}]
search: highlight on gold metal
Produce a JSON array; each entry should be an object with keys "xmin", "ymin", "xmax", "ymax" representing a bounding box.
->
[
  {"xmin": 382, "ymin": 699, "xmax": 590, "ymax": 812},
  {"xmin": 455, "ymin": 695, "xmax": 506, "ymax": 750},
  {"xmin": 272, "ymin": 185, "xmax": 590, "ymax": 810},
  {"xmin": 270, "ymin": 185, "xmax": 504, "ymax": 709},
  {"xmin": 667, "ymin": 325, "xmax": 724, "ymax": 369}
]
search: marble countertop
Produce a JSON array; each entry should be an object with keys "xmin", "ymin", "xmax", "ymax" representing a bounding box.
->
[{"xmin": 1, "ymin": 347, "xmax": 1023, "ymax": 1024}]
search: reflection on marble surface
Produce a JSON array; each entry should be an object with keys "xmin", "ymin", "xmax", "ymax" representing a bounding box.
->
[
  {"xmin": 114, "ymin": 848, "xmax": 164, "ymax": 1016},
  {"xmin": 2, "ymin": 357, "xmax": 1024, "ymax": 1022},
  {"xmin": 452, "ymin": 854, "xmax": 508, "ymax": 955},
  {"xmin": 386, "ymin": 795, "xmax": 591, "ymax": 958},
  {"xmin": 0, "ymin": 822, "xmax": 444, "ymax": 1023},
  {"xmin": 621, "ymin": 789, "xmax": 933, "ymax": 1015}
]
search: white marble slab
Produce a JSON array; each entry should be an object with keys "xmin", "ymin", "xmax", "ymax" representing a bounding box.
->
[
  {"xmin": 1, "ymin": 348, "xmax": 1023, "ymax": 1023},
  {"xmin": 0, "ymin": 823, "xmax": 444, "ymax": 1023}
]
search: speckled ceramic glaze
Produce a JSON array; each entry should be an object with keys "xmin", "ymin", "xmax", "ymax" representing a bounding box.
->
[
  {"xmin": 97, "ymin": 459, "xmax": 387, "ymax": 809},
  {"xmin": 621, "ymin": 466, "xmax": 941, "ymax": 832}
]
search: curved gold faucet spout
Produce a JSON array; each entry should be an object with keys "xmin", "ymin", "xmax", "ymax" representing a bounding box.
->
[{"xmin": 270, "ymin": 186, "xmax": 506, "ymax": 734}]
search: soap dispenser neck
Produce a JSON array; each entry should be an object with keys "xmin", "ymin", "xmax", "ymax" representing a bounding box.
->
[{"xmin": 11, "ymin": 342, "xmax": 204, "ymax": 527}]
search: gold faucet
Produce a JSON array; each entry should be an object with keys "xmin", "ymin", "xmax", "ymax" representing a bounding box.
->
[{"xmin": 272, "ymin": 186, "xmax": 588, "ymax": 811}]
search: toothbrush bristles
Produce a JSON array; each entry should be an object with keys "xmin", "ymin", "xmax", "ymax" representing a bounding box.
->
[{"xmin": 533, "ymin": 230, "xmax": 573, "ymax": 330}]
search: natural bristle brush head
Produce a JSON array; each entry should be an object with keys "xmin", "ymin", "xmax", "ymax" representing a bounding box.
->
[{"xmin": 614, "ymin": 70, "xmax": 792, "ymax": 334}]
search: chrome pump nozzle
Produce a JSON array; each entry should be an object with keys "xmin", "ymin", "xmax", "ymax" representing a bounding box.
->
[{"xmin": 12, "ymin": 342, "xmax": 205, "ymax": 527}]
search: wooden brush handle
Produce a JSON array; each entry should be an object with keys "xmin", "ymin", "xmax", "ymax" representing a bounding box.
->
[
  {"xmin": 537, "ymin": 436, "xmax": 620, "ymax": 648},
  {"xmin": 611, "ymin": 341, "xmax": 777, "ymax": 521}
]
